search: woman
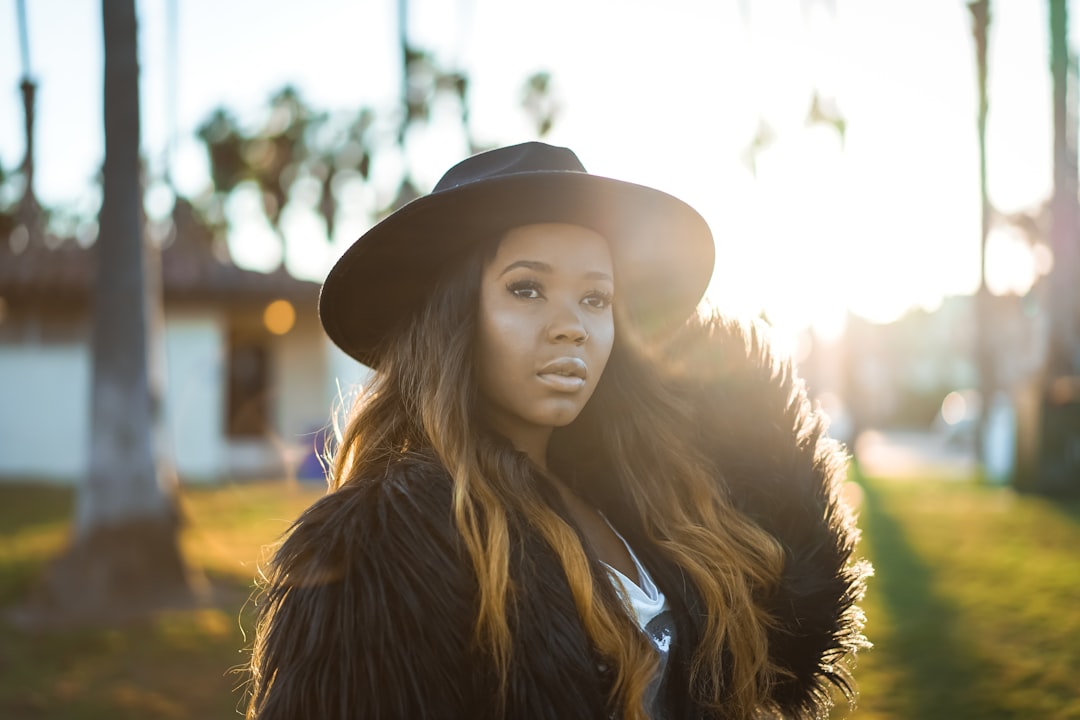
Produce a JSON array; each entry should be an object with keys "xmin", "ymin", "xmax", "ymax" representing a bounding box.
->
[{"xmin": 246, "ymin": 142, "xmax": 868, "ymax": 720}]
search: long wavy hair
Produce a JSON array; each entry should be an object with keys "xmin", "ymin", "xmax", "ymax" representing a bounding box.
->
[{"xmin": 255, "ymin": 234, "xmax": 787, "ymax": 719}]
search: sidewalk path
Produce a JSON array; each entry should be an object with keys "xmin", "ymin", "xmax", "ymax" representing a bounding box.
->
[{"xmin": 854, "ymin": 429, "xmax": 976, "ymax": 480}]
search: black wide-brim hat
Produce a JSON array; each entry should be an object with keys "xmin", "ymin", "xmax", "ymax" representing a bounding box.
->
[{"xmin": 319, "ymin": 142, "xmax": 715, "ymax": 366}]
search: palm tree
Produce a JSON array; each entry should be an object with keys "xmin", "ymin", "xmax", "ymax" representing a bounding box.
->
[
  {"xmin": 1047, "ymin": 0, "xmax": 1078, "ymax": 379},
  {"xmin": 968, "ymin": 0, "xmax": 994, "ymax": 474},
  {"xmin": 21, "ymin": 0, "xmax": 201, "ymax": 625},
  {"xmin": 1031, "ymin": 0, "xmax": 1080, "ymax": 494}
]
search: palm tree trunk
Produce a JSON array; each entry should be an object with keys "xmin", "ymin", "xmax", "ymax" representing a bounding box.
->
[
  {"xmin": 1048, "ymin": 0, "xmax": 1078, "ymax": 377},
  {"xmin": 969, "ymin": 0, "xmax": 994, "ymax": 475},
  {"xmin": 19, "ymin": 0, "xmax": 201, "ymax": 626},
  {"xmin": 1032, "ymin": 0, "xmax": 1080, "ymax": 494}
]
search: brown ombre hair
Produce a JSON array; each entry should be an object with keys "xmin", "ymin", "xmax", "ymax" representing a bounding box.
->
[{"xmin": 253, "ymin": 233, "xmax": 786, "ymax": 719}]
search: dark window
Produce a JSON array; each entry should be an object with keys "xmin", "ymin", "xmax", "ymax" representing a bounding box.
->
[{"xmin": 227, "ymin": 333, "xmax": 270, "ymax": 437}]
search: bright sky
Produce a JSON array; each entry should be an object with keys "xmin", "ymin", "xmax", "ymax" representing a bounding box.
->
[{"xmin": 0, "ymin": 0, "xmax": 1068, "ymax": 340}]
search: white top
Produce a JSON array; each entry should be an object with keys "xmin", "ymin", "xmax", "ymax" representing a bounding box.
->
[
  {"xmin": 604, "ymin": 542, "xmax": 669, "ymax": 646},
  {"xmin": 602, "ymin": 521, "xmax": 676, "ymax": 719}
]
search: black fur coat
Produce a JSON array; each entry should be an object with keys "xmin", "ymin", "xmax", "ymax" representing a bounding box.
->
[{"xmin": 250, "ymin": 318, "xmax": 868, "ymax": 719}]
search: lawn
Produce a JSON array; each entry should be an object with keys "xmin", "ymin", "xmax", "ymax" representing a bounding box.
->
[
  {"xmin": 1, "ymin": 474, "xmax": 1078, "ymax": 719},
  {"xmin": 838, "ymin": 471, "xmax": 1080, "ymax": 719},
  {"xmin": 0, "ymin": 480, "xmax": 324, "ymax": 719}
]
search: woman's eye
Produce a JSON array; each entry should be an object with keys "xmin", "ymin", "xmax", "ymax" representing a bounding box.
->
[
  {"xmin": 508, "ymin": 281, "xmax": 542, "ymax": 299},
  {"xmin": 583, "ymin": 291, "xmax": 613, "ymax": 309}
]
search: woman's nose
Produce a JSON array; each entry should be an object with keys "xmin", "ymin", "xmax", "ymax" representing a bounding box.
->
[{"xmin": 547, "ymin": 305, "xmax": 588, "ymax": 345}]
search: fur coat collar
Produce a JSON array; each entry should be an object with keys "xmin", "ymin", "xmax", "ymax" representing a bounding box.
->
[{"xmin": 249, "ymin": 317, "xmax": 868, "ymax": 719}]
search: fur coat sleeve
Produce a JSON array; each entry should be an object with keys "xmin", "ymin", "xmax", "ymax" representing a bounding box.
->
[
  {"xmin": 247, "ymin": 458, "xmax": 480, "ymax": 719},
  {"xmin": 661, "ymin": 315, "xmax": 870, "ymax": 719}
]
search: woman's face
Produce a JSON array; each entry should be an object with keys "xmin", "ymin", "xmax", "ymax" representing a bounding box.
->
[{"xmin": 475, "ymin": 223, "xmax": 615, "ymax": 454}]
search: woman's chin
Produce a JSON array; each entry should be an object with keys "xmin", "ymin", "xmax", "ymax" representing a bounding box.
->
[{"xmin": 536, "ymin": 401, "xmax": 589, "ymax": 428}]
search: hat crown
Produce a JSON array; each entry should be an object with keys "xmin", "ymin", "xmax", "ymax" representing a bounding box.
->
[{"xmin": 433, "ymin": 142, "xmax": 587, "ymax": 193}]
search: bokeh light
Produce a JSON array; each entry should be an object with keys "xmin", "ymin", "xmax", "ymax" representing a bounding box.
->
[
  {"xmin": 941, "ymin": 390, "xmax": 969, "ymax": 426},
  {"xmin": 263, "ymin": 299, "xmax": 296, "ymax": 335}
]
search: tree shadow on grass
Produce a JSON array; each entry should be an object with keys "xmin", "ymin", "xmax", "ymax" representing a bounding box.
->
[
  {"xmin": 0, "ymin": 484, "xmax": 270, "ymax": 718},
  {"xmin": 858, "ymin": 477, "xmax": 1011, "ymax": 719},
  {"xmin": 0, "ymin": 566, "xmax": 260, "ymax": 720},
  {"xmin": 0, "ymin": 484, "xmax": 73, "ymax": 538},
  {"xmin": 1039, "ymin": 493, "xmax": 1080, "ymax": 524}
]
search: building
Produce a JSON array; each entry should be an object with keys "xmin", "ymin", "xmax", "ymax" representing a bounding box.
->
[{"xmin": 0, "ymin": 200, "xmax": 365, "ymax": 483}]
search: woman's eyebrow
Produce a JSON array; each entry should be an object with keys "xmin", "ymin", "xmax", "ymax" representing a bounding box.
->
[
  {"xmin": 499, "ymin": 260, "xmax": 551, "ymax": 276},
  {"xmin": 499, "ymin": 260, "xmax": 613, "ymax": 283}
]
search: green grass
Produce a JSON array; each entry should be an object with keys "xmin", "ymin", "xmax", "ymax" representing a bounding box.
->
[
  {"xmin": 0, "ymin": 480, "xmax": 324, "ymax": 720},
  {"xmin": 1, "ymin": 476, "xmax": 1079, "ymax": 719},
  {"xmin": 837, "ymin": 472, "xmax": 1080, "ymax": 719}
]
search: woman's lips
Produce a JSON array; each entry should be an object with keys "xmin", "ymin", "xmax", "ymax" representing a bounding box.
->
[{"xmin": 537, "ymin": 357, "xmax": 587, "ymax": 392}]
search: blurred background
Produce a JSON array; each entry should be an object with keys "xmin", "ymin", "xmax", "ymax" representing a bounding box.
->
[{"xmin": 1, "ymin": 0, "xmax": 1078, "ymax": 718}]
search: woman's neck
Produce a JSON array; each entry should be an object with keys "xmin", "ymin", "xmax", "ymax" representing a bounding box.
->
[{"xmin": 495, "ymin": 424, "xmax": 553, "ymax": 470}]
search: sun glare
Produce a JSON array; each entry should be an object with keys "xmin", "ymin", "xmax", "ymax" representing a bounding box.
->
[
  {"xmin": 985, "ymin": 226, "xmax": 1043, "ymax": 296},
  {"xmin": 718, "ymin": 120, "xmax": 862, "ymax": 336}
]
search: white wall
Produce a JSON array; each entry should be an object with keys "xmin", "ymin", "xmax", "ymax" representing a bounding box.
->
[
  {"xmin": 164, "ymin": 312, "xmax": 225, "ymax": 483},
  {"xmin": 0, "ymin": 343, "xmax": 90, "ymax": 481},
  {"xmin": 0, "ymin": 313, "xmax": 228, "ymax": 483},
  {"xmin": 275, "ymin": 319, "xmax": 330, "ymax": 443},
  {"xmin": 1, "ymin": 309, "xmax": 346, "ymax": 484}
]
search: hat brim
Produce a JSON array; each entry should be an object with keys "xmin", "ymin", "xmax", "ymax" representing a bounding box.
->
[{"xmin": 319, "ymin": 170, "xmax": 715, "ymax": 366}]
